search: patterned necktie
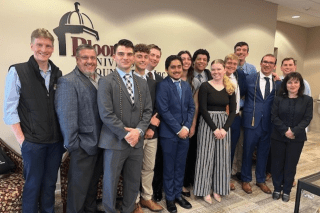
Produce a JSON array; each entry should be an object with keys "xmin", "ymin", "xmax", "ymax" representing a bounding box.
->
[
  {"xmin": 264, "ymin": 77, "xmax": 270, "ymax": 100},
  {"xmin": 148, "ymin": 72, "xmax": 154, "ymax": 80},
  {"xmin": 124, "ymin": 74, "xmax": 134, "ymax": 104},
  {"xmin": 197, "ymin": 74, "xmax": 203, "ymax": 83},
  {"xmin": 174, "ymin": 81, "xmax": 182, "ymax": 99}
]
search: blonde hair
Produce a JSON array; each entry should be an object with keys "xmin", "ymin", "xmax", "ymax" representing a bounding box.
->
[
  {"xmin": 31, "ymin": 28, "xmax": 54, "ymax": 45},
  {"xmin": 211, "ymin": 59, "xmax": 235, "ymax": 95}
]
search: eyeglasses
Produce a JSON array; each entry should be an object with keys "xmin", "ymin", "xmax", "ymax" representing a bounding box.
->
[
  {"xmin": 79, "ymin": 56, "xmax": 96, "ymax": 61},
  {"xmin": 262, "ymin": 61, "xmax": 275, "ymax": 65}
]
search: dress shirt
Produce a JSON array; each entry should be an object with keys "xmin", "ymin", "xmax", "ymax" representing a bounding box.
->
[
  {"xmin": 229, "ymin": 73, "xmax": 240, "ymax": 114},
  {"xmin": 116, "ymin": 67, "xmax": 134, "ymax": 95},
  {"xmin": 82, "ymin": 71, "xmax": 100, "ymax": 89},
  {"xmin": 146, "ymin": 69, "xmax": 156, "ymax": 80},
  {"xmin": 260, "ymin": 72, "xmax": 273, "ymax": 99},
  {"xmin": 193, "ymin": 70, "xmax": 208, "ymax": 83},
  {"xmin": 280, "ymin": 75, "xmax": 311, "ymax": 96},
  {"xmin": 133, "ymin": 70, "xmax": 147, "ymax": 81},
  {"xmin": 4, "ymin": 64, "xmax": 52, "ymax": 125},
  {"xmin": 237, "ymin": 62, "xmax": 257, "ymax": 76}
]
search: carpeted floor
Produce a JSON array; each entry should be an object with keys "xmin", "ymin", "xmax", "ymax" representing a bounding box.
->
[{"xmin": 54, "ymin": 131, "xmax": 320, "ymax": 213}]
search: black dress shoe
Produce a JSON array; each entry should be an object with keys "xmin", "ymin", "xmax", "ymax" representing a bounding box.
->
[
  {"xmin": 181, "ymin": 191, "xmax": 191, "ymax": 197},
  {"xmin": 272, "ymin": 191, "xmax": 281, "ymax": 200},
  {"xmin": 175, "ymin": 196, "xmax": 192, "ymax": 209},
  {"xmin": 236, "ymin": 172, "xmax": 242, "ymax": 181},
  {"xmin": 154, "ymin": 191, "xmax": 162, "ymax": 202},
  {"xmin": 282, "ymin": 193, "xmax": 290, "ymax": 202},
  {"xmin": 166, "ymin": 200, "xmax": 177, "ymax": 213}
]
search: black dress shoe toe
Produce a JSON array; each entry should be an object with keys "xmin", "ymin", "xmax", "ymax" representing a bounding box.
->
[
  {"xmin": 154, "ymin": 192, "xmax": 162, "ymax": 202},
  {"xmin": 236, "ymin": 172, "xmax": 242, "ymax": 181},
  {"xmin": 282, "ymin": 193, "xmax": 290, "ymax": 202},
  {"xmin": 166, "ymin": 200, "xmax": 177, "ymax": 213},
  {"xmin": 181, "ymin": 191, "xmax": 191, "ymax": 197},
  {"xmin": 272, "ymin": 191, "xmax": 281, "ymax": 200},
  {"xmin": 175, "ymin": 196, "xmax": 192, "ymax": 209}
]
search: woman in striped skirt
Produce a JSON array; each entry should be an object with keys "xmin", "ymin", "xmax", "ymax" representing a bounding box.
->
[{"xmin": 193, "ymin": 59, "xmax": 236, "ymax": 203}]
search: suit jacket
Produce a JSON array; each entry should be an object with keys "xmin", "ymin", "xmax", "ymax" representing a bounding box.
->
[
  {"xmin": 156, "ymin": 76, "xmax": 195, "ymax": 138},
  {"xmin": 204, "ymin": 69, "xmax": 213, "ymax": 81},
  {"xmin": 154, "ymin": 72, "xmax": 163, "ymax": 82},
  {"xmin": 271, "ymin": 95, "xmax": 313, "ymax": 142},
  {"xmin": 146, "ymin": 77, "xmax": 159, "ymax": 139},
  {"xmin": 234, "ymin": 69, "xmax": 246, "ymax": 97},
  {"xmin": 241, "ymin": 72, "xmax": 282, "ymax": 131},
  {"xmin": 97, "ymin": 70, "xmax": 152, "ymax": 150},
  {"xmin": 55, "ymin": 67, "xmax": 102, "ymax": 155}
]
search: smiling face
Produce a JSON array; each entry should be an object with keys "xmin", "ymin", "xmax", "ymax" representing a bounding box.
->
[
  {"xmin": 134, "ymin": 51, "xmax": 149, "ymax": 71},
  {"xmin": 113, "ymin": 45, "xmax": 134, "ymax": 73},
  {"xmin": 31, "ymin": 37, "xmax": 54, "ymax": 64},
  {"xmin": 194, "ymin": 54, "xmax": 208, "ymax": 72},
  {"xmin": 76, "ymin": 49, "xmax": 97, "ymax": 76},
  {"xmin": 234, "ymin": 45, "xmax": 248, "ymax": 61},
  {"xmin": 281, "ymin": 59, "xmax": 296, "ymax": 76},
  {"xmin": 211, "ymin": 63, "xmax": 226, "ymax": 81},
  {"xmin": 180, "ymin": 53, "xmax": 192, "ymax": 71},
  {"xmin": 166, "ymin": 59, "xmax": 183, "ymax": 80},
  {"xmin": 286, "ymin": 77, "xmax": 300, "ymax": 96},
  {"xmin": 260, "ymin": 56, "xmax": 276, "ymax": 76},
  {"xmin": 225, "ymin": 59, "xmax": 238, "ymax": 76},
  {"xmin": 148, "ymin": 48, "xmax": 161, "ymax": 70}
]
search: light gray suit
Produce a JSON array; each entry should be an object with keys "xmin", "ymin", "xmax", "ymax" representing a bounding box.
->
[
  {"xmin": 55, "ymin": 67, "xmax": 103, "ymax": 213},
  {"xmin": 98, "ymin": 70, "xmax": 152, "ymax": 213}
]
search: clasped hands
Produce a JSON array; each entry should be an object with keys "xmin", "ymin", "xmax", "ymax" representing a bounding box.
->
[
  {"xmin": 285, "ymin": 127, "xmax": 295, "ymax": 139},
  {"xmin": 124, "ymin": 127, "xmax": 140, "ymax": 147},
  {"xmin": 213, "ymin": 128, "xmax": 227, "ymax": 140}
]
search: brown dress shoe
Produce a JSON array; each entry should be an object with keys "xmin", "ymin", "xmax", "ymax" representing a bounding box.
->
[
  {"xmin": 242, "ymin": 182, "xmax": 252, "ymax": 194},
  {"xmin": 256, "ymin": 182, "xmax": 272, "ymax": 194},
  {"xmin": 132, "ymin": 203, "xmax": 144, "ymax": 213},
  {"xmin": 140, "ymin": 198, "xmax": 163, "ymax": 212},
  {"xmin": 266, "ymin": 173, "xmax": 272, "ymax": 181},
  {"xmin": 230, "ymin": 182, "xmax": 235, "ymax": 190}
]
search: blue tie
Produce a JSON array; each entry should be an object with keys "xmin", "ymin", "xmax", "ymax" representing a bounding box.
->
[
  {"xmin": 264, "ymin": 77, "xmax": 270, "ymax": 100},
  {"xmin": 174, "ymin": 81, "xmax": 182, "ymax": 99}
]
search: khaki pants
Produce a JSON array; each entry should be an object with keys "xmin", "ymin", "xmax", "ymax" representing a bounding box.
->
[{"xmin": 232, "ymin": 127, "xmax": 244, "ymax": 175}]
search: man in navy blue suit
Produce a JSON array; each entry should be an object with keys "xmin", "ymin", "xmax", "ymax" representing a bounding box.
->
[
  {"xmin": 156, "ymin": 55, "xmax": 195, "ymax": 213},
  {"xmin": 241, "ymin": 54, "xmax": 281, "ymax": 194}
]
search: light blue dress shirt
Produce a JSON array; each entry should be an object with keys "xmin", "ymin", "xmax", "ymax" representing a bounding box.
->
[
  {"xmin": 3, "ymin": 65, "xmax": 52, "ymax": 125},
  {"xmin": 237, "ymin": 62, "xmax": 257, "ymax": 76},
  {"xmin": 116, "ymin": 67, "xmax": 135, "ymax": 95}
]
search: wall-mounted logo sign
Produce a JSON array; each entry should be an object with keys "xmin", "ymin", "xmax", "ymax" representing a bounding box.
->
[{"xmin": 54, "ymin": 2, "xmax": 115, "ymax": 75}]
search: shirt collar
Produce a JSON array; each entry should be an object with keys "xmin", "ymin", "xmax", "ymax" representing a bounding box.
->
[
  {"xmin": 116, "ymin": 67, "xmax": 133, "ymax": 79},
  {"xmin": 133, "ymin": 70, "xmax": 147, "ymax": 80},
  {"xmin": 39, "ymin": 63, "xmax": 52, "ymax": 74},
  {"xmin": 170, "ymin": 77, "xmax": 181, "ymax": 83},
  {"xmin": 260, "ymin": 71, "xmax": 272, "ymax": 79}
]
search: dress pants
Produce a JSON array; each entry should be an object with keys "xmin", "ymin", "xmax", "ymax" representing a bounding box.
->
[
  {"xmin": 241, "ymin": 123, "xmax": 271, "ymax": 183},
  {"xmin": 160, "ymin": 136, "xmax": 189, "ymax": 201},
  {"xmin": 21, "ymin": 140, "xmax": 64, "ymax": 213},
  {"xmin": 67, "ymin": 147, "xmax": 103, "ymax": 213},
  {"xmin": 136, "ymin": 138, "xmax": 158, "ymax": 202},
  {"xmin": 231, "ymin": 115, "xmax": 241, "ymax": 168},
  {"xmin": 271, "ymin": 139, "xmax": 304, "ymax": 194},
  {"xmin": 103, "ymin": 146, "xmax": 143, "ymax": 213},
  {"xmin": 152, "ymin": 140, "xmax": 163, "ymax": 195}
]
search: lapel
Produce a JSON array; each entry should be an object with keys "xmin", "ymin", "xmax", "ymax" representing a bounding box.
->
[
  {"xmin": 133, "ymin": 74, "xmax": 140, "ymax": 108},
  {"xmin": 113, "ymin": 71, "xmax": 133, "ymax": 105},
  {"xmin": 256, "ymin": 73, "xmax": 264, "ymax": 100},
  {"xmin": 75, "ymin": 67, "xmax": 96, "ymax": 92},
  {"xmin": 167, "ymin": 77, "xmax": 181, "ymax": 104}
]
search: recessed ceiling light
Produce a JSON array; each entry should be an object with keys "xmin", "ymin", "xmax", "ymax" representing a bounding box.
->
[{"xmin": 292, "ymin": 15, "xmax": 300, "ymax": 19}]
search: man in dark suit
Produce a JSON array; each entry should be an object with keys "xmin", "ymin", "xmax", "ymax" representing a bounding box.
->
[
  {"xmin": 241, "ymin": 54, "xmax": 281, "ymax": 194},
  {"xmin": 156, "ymin": 55, "xmax": 195, "ymax": 213},
  {"xmin": 132, "ymin": 44, "xmax": 163, "ymax": 213},
  {"xmin": 97, "ymin": 39, "xmax": 152, "ymax": 213},
  {"xmin": 55, "ymin": 44, "xmax": 103, "ymax": 212},
  {"xmin": 224, "ymin": 53, "xmax": 246, "ymax": 190},
  {"xmin": 146, "ymin": 44, "xmax": 163, "ymax": 81},
  {"xmin": 192, "ymin": 49, "xmax": 212, "ymax": 84}
]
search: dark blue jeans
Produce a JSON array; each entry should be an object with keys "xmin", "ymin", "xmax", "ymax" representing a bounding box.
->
[{"xmin": 21, "ymin": 140, "xmax": 64, "ymax": 213}]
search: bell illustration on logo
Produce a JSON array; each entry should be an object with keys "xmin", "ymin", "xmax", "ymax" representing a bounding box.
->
[{"xmin": 54, "ymin": 2, "xmax": 99, "ymax": 56}]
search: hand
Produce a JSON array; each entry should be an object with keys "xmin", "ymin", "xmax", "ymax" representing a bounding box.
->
[
  {"xmin": 144, "ymin": 128, "xmax": 155, "ymax": 139},
  {"xmin": 17, "ymin": 136, "xmax": 25, "ymax": 146},
  {"xmin": 150, "ymin": 113, "xmax": 160, "ymax": 127},
  {"xmin": 178, "ymin": 128, "xmax": 189, "ymax": 139},
  {"xmin": 285, "ymin": 127, "xmax": 295, "ymax": 139},
  {"xmin": 272, "ymin": 72, "xmax": 281, "ymax": 81},
  {"xmin": 213, "ymin": 129, "xmax": 225, "ymax": 140},
  {"xmin": 188, "ymin": 124, "xmax": 196, "ymax": 138},
  {"xmin": 124, "ymin": 127, "xmax": 140, "ymax": 147},
  {"xmin": 220, "ymin": 129, "xmax": 227, "ymax": 139}
]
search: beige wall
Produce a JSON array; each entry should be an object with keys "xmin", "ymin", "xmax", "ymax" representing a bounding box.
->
[{"xmin": 0, "ymin": 0, "xmax": 278, "ymax": 151}]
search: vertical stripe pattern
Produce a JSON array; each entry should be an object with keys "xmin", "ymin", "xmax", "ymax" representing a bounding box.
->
[{"xmin": 193, "ymin": 111, "xmax": 231, "ymax": 196}]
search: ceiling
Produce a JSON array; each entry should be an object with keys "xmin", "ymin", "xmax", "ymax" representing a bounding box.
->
[{"xmin": 264, "ymin": 0, "xmax": 320, "ymax": 27}]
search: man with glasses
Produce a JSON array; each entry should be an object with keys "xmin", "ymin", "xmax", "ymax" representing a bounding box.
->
[
  {"xmin": 241, "ymin": 54, "xmax": 281, "ymax": 194},
  {"xmin": 55, "ymin": 44, "xmax": 103, "ymax": 212}
]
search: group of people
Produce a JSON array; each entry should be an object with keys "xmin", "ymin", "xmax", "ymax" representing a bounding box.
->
[{"xmin": 3, "ymin": 28, "xmax": 313, "ymax": 213}]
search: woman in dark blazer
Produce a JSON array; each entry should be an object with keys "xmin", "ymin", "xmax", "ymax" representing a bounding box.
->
[{"xmin": 271, "ymin": 72, "xmax": 313, "ymax": 202}]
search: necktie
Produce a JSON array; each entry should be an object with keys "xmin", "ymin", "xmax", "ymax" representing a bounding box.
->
[
  {"xmin": 174, "ymin": 81, "xmax": 182, "ymax": 99},
  {"xmin": 197, "ymin": 74, "xmax": 202, "ymax": 83},
  {"xmin": 124, "ymin": 74, "xmax": 134, "ymax": 104},
  {"xmin": 264, "ymin": 77, "xmax": 270, "ymax": 100},
  {"xmin": 148, "ymin": 72, "xmax": 154, "ymax": 80}
]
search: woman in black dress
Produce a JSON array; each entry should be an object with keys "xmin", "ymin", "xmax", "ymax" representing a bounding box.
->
[{"xmin": 271, "ymin": 72, "xmax": 313, "ymax": 202}]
